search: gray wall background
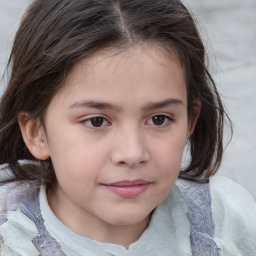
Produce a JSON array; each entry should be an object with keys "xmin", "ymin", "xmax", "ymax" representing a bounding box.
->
[{"xmin": 0, "ymin": 0, "xmax": 256, "ymax": 198}]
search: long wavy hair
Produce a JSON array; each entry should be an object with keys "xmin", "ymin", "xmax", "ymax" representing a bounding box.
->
[{"xmin": 0, "ymin": 0, "xmax": 231, "ymax": 185}]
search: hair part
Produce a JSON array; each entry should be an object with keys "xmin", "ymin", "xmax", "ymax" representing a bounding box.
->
[{"xmin": 0, "ymin": 0, "xmax": 232, "ymax": 185}]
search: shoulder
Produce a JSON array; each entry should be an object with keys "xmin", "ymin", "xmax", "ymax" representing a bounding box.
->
[
  {"xmin": 209, "ymin": 175, "xmax": 256, "ymax": 216},
  {"xmin": 0, "ymin": 208, "xmax": 39, "ymax": 255},
  {"xmin": 0, "ymin": 167, "xmax": 20, "ymax": 212},
  {"xmin": 210, "ymin": 174, "xmax": 255, "ymax": 200},
  {"xmin": 0, "ymin": 166, "xmax": 39, "ymax": 212},
  {"xmin": 210, "ymin": 175, "xmax": 256, "ymax": 255},
  {"xmin": 0, "ymin": 167, "xmax": 40, "ymax": 255}
]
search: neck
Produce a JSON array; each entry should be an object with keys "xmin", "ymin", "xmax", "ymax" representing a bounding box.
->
[
  {"xmin": 47, "ymin": 185, "xmax": 152, "ymax": 248},
  {"xmin": 83, "ymin": 216, "xmax": 151, "ymax": 248}
]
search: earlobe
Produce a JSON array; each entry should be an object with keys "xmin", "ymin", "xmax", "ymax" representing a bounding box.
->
[{"xmin": 18, "ymin": 112, "xmax": 50, "ymax": 160}]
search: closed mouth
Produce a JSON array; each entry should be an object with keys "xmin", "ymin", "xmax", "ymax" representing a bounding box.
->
[
  {"xmin": 107, "ymin": 179, "xmax": 151, "ymax": 187},
  {"xmin": 103, "ymin": 179, "xmax": 151, "ymax": 198}
]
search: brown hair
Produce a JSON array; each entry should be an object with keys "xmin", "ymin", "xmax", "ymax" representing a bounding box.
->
[{"xmin": 0, "ymin": 0, "xmax": 231, "ymax": 185}]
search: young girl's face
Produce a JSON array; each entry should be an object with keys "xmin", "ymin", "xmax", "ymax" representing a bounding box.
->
[{"xmin": 26, "ymin": 44, "xmax": 194, "ymax": 240}]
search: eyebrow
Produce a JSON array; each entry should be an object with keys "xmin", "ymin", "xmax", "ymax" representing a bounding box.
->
[
  {"xmin": 142, "ymin": 98, "xmax": 184, "ymax": 111},
  {"xmin": 69, "ymin": 98, "xmax": 184, "ymax": 111},
  {"xmin": 69, "ymin": 100, "xmax": 119, "ymax": 111}
]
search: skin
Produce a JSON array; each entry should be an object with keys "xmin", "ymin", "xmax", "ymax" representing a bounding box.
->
[{"xmin": 19, "ymin": 44, "xmax": 199, "ymax": 248}]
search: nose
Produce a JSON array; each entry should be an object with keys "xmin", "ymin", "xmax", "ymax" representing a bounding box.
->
[{"xmin": 111, "ymin": 127, "xmax": 150, "ymax": 168}]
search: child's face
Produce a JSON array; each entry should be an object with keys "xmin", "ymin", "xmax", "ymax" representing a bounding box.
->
[{"xmin": 29, "ymin": 45, "xmax": 193, "ymax": 237}]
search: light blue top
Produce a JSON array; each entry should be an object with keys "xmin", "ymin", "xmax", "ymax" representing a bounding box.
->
[{"xmin": 1, "ymin": 175, "xmax": 256, "ymax": 255}]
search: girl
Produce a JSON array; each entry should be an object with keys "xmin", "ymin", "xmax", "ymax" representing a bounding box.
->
[{"xmin": 0, "ymin": 0, "xmax": 255, "ymax": 255}]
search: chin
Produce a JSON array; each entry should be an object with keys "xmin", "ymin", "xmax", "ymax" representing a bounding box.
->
[{"xmin": 105, "ymin": 209, "xmax": 153, "ymax": 227}]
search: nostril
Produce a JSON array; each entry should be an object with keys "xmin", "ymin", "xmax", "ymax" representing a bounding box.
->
[
  {"xmin": 111, "ymin": 145, "xmax": 150, "ymax": 167},
  {"xmin": 117, "ymin": 159, "xmax": 146, "ymax": 167}
]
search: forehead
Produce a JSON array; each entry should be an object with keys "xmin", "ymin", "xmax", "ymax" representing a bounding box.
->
[
  {"xmin": 50, "ymin": 44, "xmax": 187, "ymax": 109},
  {"xmin": 69, "ymin": 44, "xmax": 184, "ymax": 80}
]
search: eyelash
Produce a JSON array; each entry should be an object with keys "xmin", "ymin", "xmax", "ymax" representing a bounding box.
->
[
  {"xmin": 146, "ymin": 114, "xmax": 173, "ymax": 127},
  {"xmin": 82, "ymin": 116, "xmax": 110, "ymax": 129},
  {"xmin": 81, "ymin": 114, "xmax": 173, "ymax": 129}
]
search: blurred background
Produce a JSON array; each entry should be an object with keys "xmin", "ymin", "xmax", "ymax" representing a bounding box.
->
[{"xmin": 0, "ymin": 0, "xmax": 256, "ymax": 198}]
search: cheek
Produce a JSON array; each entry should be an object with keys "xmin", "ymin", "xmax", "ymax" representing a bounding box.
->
[
  {"xmin": 49, "ymin": 136, "xmax": 110, "ymax": 183},
  {"xmin": 147, "ymin": 138, "xmax": 185, "ymax": 207},
  {"xmin": 151, "ymin": 135, "xmax": 186, "ymax": 178}
]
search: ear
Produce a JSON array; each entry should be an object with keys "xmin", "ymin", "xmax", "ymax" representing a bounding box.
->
[
  {"xmin": 187, "ymin": 100, "xmax": 201, "ymax": 139},
  {"xmin": 18, "ymin": 112, "xmax": 50, "ymax": 160}
]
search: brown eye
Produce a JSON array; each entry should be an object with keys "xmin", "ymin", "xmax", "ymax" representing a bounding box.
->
[
  {"xmin": 146, "ymin": 115, "xmax": 171, "ymax": 127},
  {"xmin": 84, "ymin": 116, "xmax": 109, "ymax": 128},
  {"xmin": 152, "ymin": 115, "xmax": 165, "ymax": 125},
  {"xmin": 90, "ymin": 117, "xmax": 104, "ymax": 127}
]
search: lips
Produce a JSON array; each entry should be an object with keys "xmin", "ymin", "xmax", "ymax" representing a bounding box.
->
[{"xmin": 103, "ymin": 179, "xmax": 151, "ymax": 198}]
